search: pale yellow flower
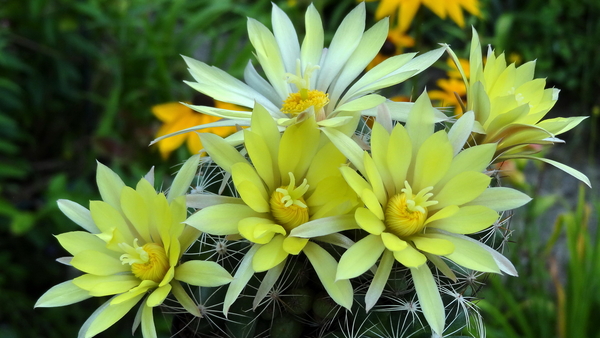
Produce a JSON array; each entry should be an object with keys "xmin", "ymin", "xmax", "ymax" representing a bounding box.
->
[
  {"xmin": 36, "ymin": 156, "xmax": 233, "ymax": 338},
  {"xmin": 185, "ymin": 104, "xmax": 359, "ymax": 314},
  {"xmin": 151, "ymin": 2, "xmax": 444, "ymax": 147},
  {"xmin": 446, "ymin": 29, "xmax": 591, "ymax": 186},
  {"xmin": 324, "ymin": 92, "xmax": 528, "ymax": 336}
]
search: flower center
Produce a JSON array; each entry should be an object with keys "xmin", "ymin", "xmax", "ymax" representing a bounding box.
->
[
  {"xmin": 270, "ymin": 172, "xmax": 310, "ymax": 232},
  {"xmin": 282, "ymin": 61, "xmax": 329, "ymax": 117},
  {"xmin": 119, "ymin": 239, "xmax": 169, "ymax": 283},
  {"xmin": 384, "ymin": 181, "xmax": 438, "ymax": 238}
]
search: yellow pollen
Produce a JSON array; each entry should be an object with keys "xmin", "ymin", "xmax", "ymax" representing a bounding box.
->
[
  {"xmin": 281, "ymin": 90, "xmax": 329, "ymax": 116},
  {"xmin": 120, "ymin": 240, "xmax": 169, "ymax": 283},
  {"xmin": 384, "ymin": 181, "xmax": 438, "ymax": 238},
  {"xmin": 270, "ymin": 172, "xmax": 310, "ymax": 232}
]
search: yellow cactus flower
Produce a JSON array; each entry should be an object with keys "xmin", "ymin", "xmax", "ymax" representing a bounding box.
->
[
  {"xmin": 185, "ymin": 104, "xmax": 359, "ymax": 314},
  {"xmin": 150, "ymin": 2, "xmax": 443, "ymax": 148},
  {"xmin": 446, "ymin": 28, "xmax": 591, "ymax": 187},
  {"xmin": 152, "ymin": 100, "xmax": 241, "ymax": 159},
  {"xmin": 35, "ymin": 156, "xmax": 233, "ymax": 338},
  {"xmin": 365, "ymin": 0, "xmax": 481, "ymax": 32},
  {"xmin": 324, "ymin": 92, "xmax": 529, "ymax": 336}
]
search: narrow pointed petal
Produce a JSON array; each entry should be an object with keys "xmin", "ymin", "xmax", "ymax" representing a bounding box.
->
[
  {"xmin": 140, "ymin": 304, "xmax": 157, "ymax": 338},
  {"xmin": 448, "ymin": 111, "xmax": 475, "ymax": 155},
  {"xmin": 171, "ymin": 280, "xmax": 201, "ymax": 317},
  {"xmin": 35, "ymin": 280, "xmax": 91, "ymax": 308},
  {"xmin": 410, "ymin": 265, "xmax": 445, "ymax": 336},
  {"xmin": 224, "ymin": 244, "xmax": 260, "ymax": 316},
  {"xmin": 316, "ymin": 2, "xmax": 365, "ymax": 92},
  {"xmin": 253, "ymin": 258, "xmax": 286, "ymax": 310},
  {"xmin": 289, "ymin": 214, "xmax": 357, "ymax": 238},
  {"xmin": 167, "ymin": 154, "xmax": 200, "ymax": 201},
  {"xmin": 365, "ymin": 250, "xmax": 394, "ymax": 311},
  {"xmin": 323, "ymin": 127, "xmax": 366, "ymax": 173},
  {"xmin": 303, "ymin": 241, "xmax": 353, "ymax": 310},
  {"xmin": 300, "ymin": 4, "xmax": 324, "ymax": 78},
  {"xmin": 78, "ymin": 294, "xmax": 144, "ymax": 338},
  {"xmin": 464, "ymin": 187, "xmax": 531, "ymax": 211},
  {"xmin": 427, "ymin": 232, "xmax": 500, "ymax": 273},
  {"xmin": 96, "ymin": 161, "xmax": 126, "ymax": 212},
  {"xmin": 199, "ymin": 133, "xmax": 249, "ymax": 173},
  {"xmin": 57, "ymin": 199, "xmax": 99, "ymax": 233},
  {"xmin": 272, "ymin": 3, "xmax": 300, "ymax": 74}
]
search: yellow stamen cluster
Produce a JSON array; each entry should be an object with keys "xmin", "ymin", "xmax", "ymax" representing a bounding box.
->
[
  {"xmin": 385, "ymin": 181, "xmax": 438, "ymax": 238},
  {"xmin": 282, "ymin": 90, "xmax": 330, "ymax": 116},
  {"xmin": 120, "ymin": 239, "xmax": 169, "ymax": 283},
  {"xmin": 282, "ymin": 61, "xmax": 329, "ymax": 117},
  {"xmin": 270, "ymin": 172, "xmax": 310, "ymax": 232}
]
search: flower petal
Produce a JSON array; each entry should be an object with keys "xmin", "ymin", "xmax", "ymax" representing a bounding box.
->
[
  {"xmin": 35, "ymin": 280, "xmax": 91, "ymax": 308},
  {"xmin": 140, "ymin": 303, "xmax": 157, "ymax": 338},
  {"xmin": 427, "ymin": 205, "xmax": 499, "ymax": 234},
  {"xmin": 380, "ymin": 232, "xmax": 408, "ymax": 251},
  {"xmin": 365, "ymin": 249, "xmax": 394, "ymax": 311},
  {"xmin": 57, "ymin": 199, "xmax": 99, "ymax": 233},
  {"xmin": 175, "ymin": 260, "xmax": 233, "ymax": 287},
  {"xmin": 224, "ymin": 244, "xmax": 260, "ymax": 316},
  {"xmin": 71, "ymin": 250, "xmax": 129, "ymax": 276},
  {"xmin": 167, "ymin": 154, "xmax": 200, "ymax": 201},
  {"xmin": 252, "ymin": 235, "xmax": 288, "ymax": 272},
  {"xmin": 185, "ymin": 204, "xmax": 263, "ymax": 235},
  {"xmin": 427, "ymin": 232, "xmax": 500, "ymax": 273},
  {"xmin": 171, "ymin": 280, "xmax": 201, "ymax": 317},
  {"xmin": 303, "ymin": 241, "xmax": 353, "ymax": 310},
  {"xmin": 412, "ymin": 130, "xmax": 453, "ymax": 192},
  {"xmin": 464, "ymin": 187, "xmax": 531, "ymax": 211},
  {"xmin": 78, "ymin": 295, "xmax": 143, "ymax": 338},
  {"xmin": 393, "ymin": 245, "xmax": 427, "ymax": 268},
  {"xmin": 253, "ymin": 258, "xmax": 286, "ymax": 310},
  {"xmin": 355, "ymin": 207, "xmax": 386, "ymax": 235},
  {"xmin": 73, "ymin": 274, "xmax": 139, "ymax": 297},
  {"xmin": 432, "ymin": 171, "xmax": 491, "ymax": 210},
  {"xmin": 282, "ymin": 236, "xmax": 309, "ymax": 255},
  {"xmin": 199, "ymin": 132, "xmax": 249, "ymax": 173},
  {"xmin": 290, "ymin": 214, "xmax": 357, "ymax": 238},
  {"xmin": 232, "ymin": 162, "xmax": 270, "ymax": 213},
  {"xmin": 56, "ymin": 231, "xmax": 108, "ymax": 256},
  {"xmin": 411, "ymin": 235, "xmax": 455, "ymax": 255},
  {"xmin": 337, "ymin": 234, "xmax": 385, "ymax": 280},
  {"xmin": 146, "ymin": 284, "xmax": 171, "ymax": 307},
  {"xmin": 410, "ymin": 265, "xmax": 445, "ymax": 336},
  {"xmin": 96, "ymin": 161, "xmax": 126, "ymax": 212}
]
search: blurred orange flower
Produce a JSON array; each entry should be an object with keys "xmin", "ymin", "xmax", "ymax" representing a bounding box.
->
[
  {"xmin": 365, "ymin": 0, "xmax": 481, "ymax": 32},
  {"xmin": 152, "ymin": 101, "xmax": 243, "ymax": 159}
]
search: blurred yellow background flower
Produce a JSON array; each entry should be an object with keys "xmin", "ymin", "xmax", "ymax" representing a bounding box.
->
[
  {"xmin": 365, "ymin": 0, "xmax": 481, "ymax": 32},
  {"xmin": 152, "ymin": 100, "xmax": 243, "ymax": 159}
]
